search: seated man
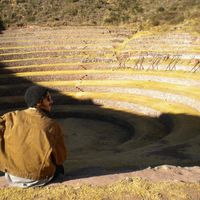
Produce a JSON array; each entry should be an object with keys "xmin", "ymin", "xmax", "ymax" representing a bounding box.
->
[{"xmin": 0, "ymin": 86, "xmax": 67, "ymax": 188}]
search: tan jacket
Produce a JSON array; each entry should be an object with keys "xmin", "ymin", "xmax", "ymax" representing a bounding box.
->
[{"xmin": 0, "ymin": 108, "xmax": 67, "ymax": 180}]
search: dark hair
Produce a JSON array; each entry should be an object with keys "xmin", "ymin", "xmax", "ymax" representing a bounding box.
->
[{"xmin": 24, "ymin": 86, "xmax": 48, "ymax": 107}]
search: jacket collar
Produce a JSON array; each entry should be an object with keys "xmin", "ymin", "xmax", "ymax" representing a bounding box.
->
[{"xmin": 26, "ymin": 108, "xmax": 51, "ymax": 118}]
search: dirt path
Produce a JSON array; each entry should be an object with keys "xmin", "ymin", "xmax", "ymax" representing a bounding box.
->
[
  {"xmin": 58, "ymin": 165, "xmax": 200, "ymax": 186},
  {"xmin": 0, "ymin": 165, "xmax": 199, "ymax": 188}
]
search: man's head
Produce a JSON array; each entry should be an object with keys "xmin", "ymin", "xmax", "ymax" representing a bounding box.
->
[{"xmin": 24, "ymin": 86, "xmax": 53, "ymax": 112}]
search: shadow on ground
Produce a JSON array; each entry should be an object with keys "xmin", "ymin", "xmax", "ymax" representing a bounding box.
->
[
  {"xmin": 0, "ymin": 20, "xmax": 5, "ymax": 34},
  {"xmin": 0, "ymin": 48, "xmax": 200, "ymax": 183}
]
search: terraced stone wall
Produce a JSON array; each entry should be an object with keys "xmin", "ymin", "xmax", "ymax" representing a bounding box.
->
[{"xmin": 0, "ymin": 26, "xmax": 200, "ymax": 174}]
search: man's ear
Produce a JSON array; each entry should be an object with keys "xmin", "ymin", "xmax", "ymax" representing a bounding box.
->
[{"xmin": 36, "ymin": 101, "xmax": 43, "ymax": 109}]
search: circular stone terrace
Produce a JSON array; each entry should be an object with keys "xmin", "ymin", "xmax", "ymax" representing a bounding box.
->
[{"xmin": 0, "ymin": 26, "xmax": 200, "ymax": 178}]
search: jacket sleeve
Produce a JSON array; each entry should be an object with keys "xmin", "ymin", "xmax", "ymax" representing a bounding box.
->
[{"xmin": 47, "ymin": 121, "xmax": 67, "ymax": 166}]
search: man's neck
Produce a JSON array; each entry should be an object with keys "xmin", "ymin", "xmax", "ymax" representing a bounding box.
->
[{"xmin": 28, "ymin": 107, "xmax": 51, "ymax": 117}]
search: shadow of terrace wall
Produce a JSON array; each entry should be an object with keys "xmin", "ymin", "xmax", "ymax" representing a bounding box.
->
[
  {"xmin": 0, "ymin": 20, "xmax": 5, "ymax": 34},
  {"xmin": 0, "ymin": 58, "xmax": 200, "ymax": 181}
]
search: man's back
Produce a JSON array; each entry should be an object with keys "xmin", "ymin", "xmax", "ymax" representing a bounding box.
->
[{"xmin": 0, "ymin": 108, "xmax": 66, "ymax": 180}]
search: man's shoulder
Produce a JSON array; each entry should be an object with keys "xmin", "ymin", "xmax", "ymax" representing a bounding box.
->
[
  {"xmin": 2, "ymin": 109, "xmax": 60, "ymax": 128},
  {"xmin": 2, "ymin": 109, "xmax": 46, "ymax": 121},
  {"xmin": 46, "ymin": 118, "xmax": 60, "ymax": 128},
  {"xmin": 2, "ymin": 109, "xmax": 22, "ymax": 118}
]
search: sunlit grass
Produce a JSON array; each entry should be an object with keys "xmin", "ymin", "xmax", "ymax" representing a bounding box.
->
[
  {"xmin": 0, "ymin": 49, "xmax": 114, "ymax": 56},
  {"xmin": 35, "ymin": 79, "xmax": 200, "ymax": 100},
  {"xmin": 1, "ymin": 69, "xmax": 200, "ymax": 80},
  {"xmin": 0, "ymin": 178, "xmax": 199, "ymax": 200},
  {"xmin": 65, "ymin": 92, "xmax": 200, "ymax": 115},
  {"xmin": 0, "ymin": 43, "xmax": 114, "ymax": 50},
  {"xmin": 1, "ymin": 91, "xmax": 198, "ymax": 116}
]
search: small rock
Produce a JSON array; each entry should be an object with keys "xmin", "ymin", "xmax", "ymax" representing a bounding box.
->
[
  {"xmin": 154, "ymin": 167, "xmax": 159, "ymax": 170},
  {"xmin": 125, "ymin": 177, "xmax": 133, "ymax": 182},
  {"xmin": 160, "ymin": 165, "xmax": 172, "ymax": 170}
]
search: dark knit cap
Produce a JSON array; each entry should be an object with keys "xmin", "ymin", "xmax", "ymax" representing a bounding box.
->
[{"xmin": 24, "ymin": 86, "xmax": 48, "ymax": 107}]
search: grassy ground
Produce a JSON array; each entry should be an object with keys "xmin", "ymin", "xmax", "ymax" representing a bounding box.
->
[
  {"xmin": 0, "ymin": 178, "xmax": 200, "ymax": 200},
  {"xmin": 0, "ymin": 0, "xmax": 200, "ymax": 32}
]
